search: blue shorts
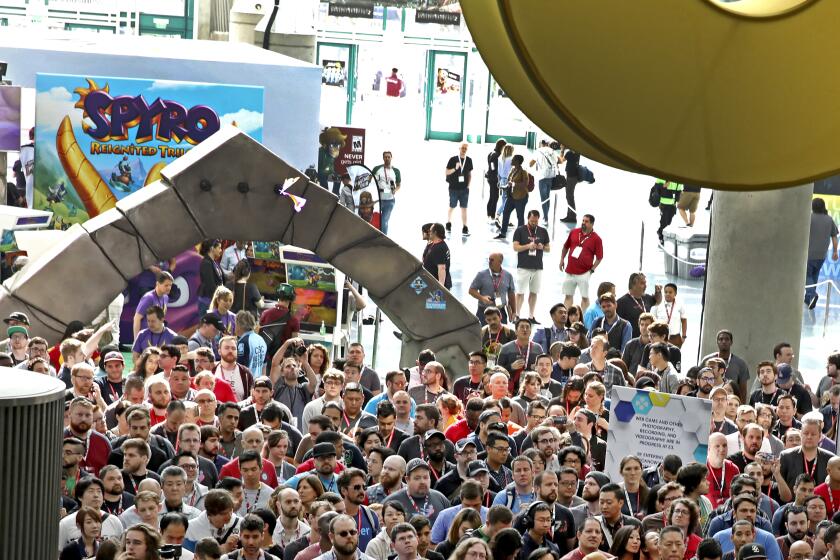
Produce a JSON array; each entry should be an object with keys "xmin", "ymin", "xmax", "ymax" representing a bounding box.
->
[{"xmin": 449, "ymin": 188, "xmax": 469, "ymax": 208}]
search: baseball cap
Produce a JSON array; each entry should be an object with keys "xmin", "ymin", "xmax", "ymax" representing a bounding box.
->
[
  {"xmin": 478, "ymin": 410, "xmax": 501, "ymax": 424},
  {"xmin": 777, "ymin": 363, "xmax": 793, "ymax": 383},
  {"xmin": 7, "ymin": 325, "xmax": 28, "ymax": 338},
  {"xmin": 466, "ymin": 460, "xmax": 489, "ymax": 477},
  {"xmin": 709, "ymin": 386, "xmax": 728, "ymax": 399},
  {"xmin": 253, "ymin": 377, "xmax": 273, "ymax": 391},
  {"xmin": 406, "ymin": 458, "xmax": 431, "ymax": 476},
  {"xmin": 737, "ymin": 543, "xmax": 767, "ymax": 560},
  {"xmin": 455, "ymin": 439, "xmax": 477, "ymax": 453},
  {"xmin": 103, "ymin": 351, "xmax": 124, "ymax": 364},
  {"xmin": 3, "ymin": 312, "xmax": 29, "ymax": 325},
  {"xmin": 487, "ymin": 422, "xmax": 507, "ymax": 434},
  {"xmin": 313, "ymin": 442, "xmax": 337, "ymax": 458},
  {"xmin": 200, "ymin": 314, "xmax": 225, "ymax": 331},
  {"xmin": 424, "ymin": 429, "xmax": 445, "ymax": 442}
]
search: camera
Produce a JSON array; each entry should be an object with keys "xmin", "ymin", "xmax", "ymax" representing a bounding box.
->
[
  {"xmin": 160, "ymin": 545, "xmax": 182, "ymax": 559},
  {"xmin": 285, "ymin": 340, "xmax": 307, "ymax": 358}
]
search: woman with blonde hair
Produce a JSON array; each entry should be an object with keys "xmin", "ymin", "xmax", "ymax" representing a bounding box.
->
[
  {"xmin": 453, "ymin": 536, "xmax": 493, "ymax": 560},
  {"xmin": 495, "ymin": 143, "xmax": 516, "ymax": 227},
  {"xmin": 208, "ymin": 286, "xmax": 236, "ymax": 335}
]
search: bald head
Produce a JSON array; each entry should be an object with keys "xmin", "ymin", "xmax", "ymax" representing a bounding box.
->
[
  {"xmin": 383, "ymin": 455, "xmax": 406, "ymax": 473},
  {"xmin": 488, "ymin": 253, "xmax": 504, "ymax": 272},
  {"xmin": 138, "ymin": 478, "xmax": 161, "ymax": 496},
  {"xmin": 789, "ymin": 540, "xmax": 811, "ymax": 558}
]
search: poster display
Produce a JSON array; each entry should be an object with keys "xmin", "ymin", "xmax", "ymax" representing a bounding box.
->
[
  {"xmin": 322, "ymin": 60, "xmax": 347, "ymax": 87},
  {"xmin": 33, "ymin": 73, "xmax": 265, "ymax": 343},
  {"xmin": 0, "ymin": 85, "xmax": 22, "ymax": 151},
  {"xmin": 317, "ymin": 125, "xmax": 366, "ymax": 187},
  {"xmin": 604, "ymin": 386, "xmax": 712, "ymax": 482},
  {"xmin": 429, "ymin": 53, "xmax": 465, "ymax": 135},
  {"xmin": 343, "ymin": 163, "xmax": 381, "ymax": 230}
]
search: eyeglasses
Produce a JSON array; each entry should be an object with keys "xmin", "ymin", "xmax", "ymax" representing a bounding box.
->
[
  {"xmin": 336, "ymin": 530, "xmax": 358, "ymax": 537},
  {"xmin": 529, "ymin": 414, "xmax": 547, "ymax": 421},
  {"xmin": 672, "ymin": 508, "xmax": 690, "ymax": 516},
  {"xmin": 699, "ymin": 376, "xmax": 715, "ymax": 382},
  {"xmin": 349, "ymin": 484, "xmax": 365, "ymax": 491},
  {"xmin": 491, "ymin": 446, "xmax": 510, "ymax": 453},
  {"xmin": 179, "ymin": 464, "xmax": 198, "ymax": 470}
]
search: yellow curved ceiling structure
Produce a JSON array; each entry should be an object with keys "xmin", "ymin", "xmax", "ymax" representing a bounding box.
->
[{"xmin": 462, "ymin": 0, "xmax": 837, "ymax": 190}]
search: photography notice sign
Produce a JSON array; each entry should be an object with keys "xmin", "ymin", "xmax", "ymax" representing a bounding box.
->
[{"xmin": 604, "ymin": 386, "xmax": 712, "ymax": 481}]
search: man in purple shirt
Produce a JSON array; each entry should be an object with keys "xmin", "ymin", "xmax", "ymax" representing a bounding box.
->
[
  {"xmin": 133, "ymin": 271, "xmax": 174, "ymax": 339},
  {"xmin": 132, "ymin": 305, "xmax": 177, "ymax": 360}
]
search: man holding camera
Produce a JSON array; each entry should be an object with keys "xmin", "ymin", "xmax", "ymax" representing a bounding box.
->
[
  {"xmin": 372, "ymin": 150, "xmax": 402, "ymax": 235},
  {"xmin": 270, "ymin": 337, "xmax": 319, "ymax": 428}
]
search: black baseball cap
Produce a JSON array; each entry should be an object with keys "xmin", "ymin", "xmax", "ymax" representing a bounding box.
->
[
  {"xmin": 466, "ymin": 460, "xmax": 489, "ymax": 477},
  {"xmin": 200, "ymin": 314, "xmax": 224, "ymax": 331},
  {"xmin": 3, "ymin": 312, "xmax": 29, "ymax": 325}
]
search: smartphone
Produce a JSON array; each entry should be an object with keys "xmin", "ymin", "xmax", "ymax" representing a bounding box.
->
[{"xmin": 756, "ymin": 451, "xmax": 775, "ymax": 463}]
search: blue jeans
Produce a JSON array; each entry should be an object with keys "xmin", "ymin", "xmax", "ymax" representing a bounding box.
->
[
  {"xmin": 805, "ymin": 258, "xmax": 824, "ymax": 301},
  {"xmin": 497, "ymin": 188, "xmax": 509, "ymax": 217},
  {"xmin": 380, "ymin": 198, "xmax": 395, "ymax": 234},
  {"xmin": 538, "ymin": 177, "xmax": 552, "ymax": 219},
  {"xmin": 500, "ymin": 196, "xmax": 527, "ymax": 235}
]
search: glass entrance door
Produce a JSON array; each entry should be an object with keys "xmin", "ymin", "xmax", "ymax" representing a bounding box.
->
[
  {"xmin": 485, "ymin": 76, "xmax": 528, "ymax": 145},
  {"xmin": 317, "ymin": 42, "xmax": 358, "ymax": 125},
  {"xmin": 425, "ymin": 50, "xmax": 466, "ymax": 141}
]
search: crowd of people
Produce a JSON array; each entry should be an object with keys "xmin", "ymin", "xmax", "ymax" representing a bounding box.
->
[{"xmin": 5, "ymin": 136, "xmax": 838, "ymax": 560}]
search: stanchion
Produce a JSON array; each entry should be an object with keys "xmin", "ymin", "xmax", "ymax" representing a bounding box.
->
[
  {"xmin": 551, "ymin": 192, "xmax": 558, "ymax": 241},
  {"xmin": 824, "ymin": 286, "xmax": 832, "ymax": 338},
  {"xmin": 371, "ymin": 307, "xmax": 382, "ymax": 369},
  {"xmin": 639, "ymin": 222, "xmax": 645, "ymax": 271}
]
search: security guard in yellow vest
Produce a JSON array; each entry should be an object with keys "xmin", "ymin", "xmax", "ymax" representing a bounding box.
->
[{"xmin": 656, "ymin": 179, "xmax": 683, "ymax": 244}]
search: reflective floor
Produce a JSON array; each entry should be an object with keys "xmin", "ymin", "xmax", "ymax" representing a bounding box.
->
[{"xmin": 340, "ymin": 134, "xmax": 838, "ymax": 387}]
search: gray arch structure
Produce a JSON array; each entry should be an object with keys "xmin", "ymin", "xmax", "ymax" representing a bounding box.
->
[{"xmin": 0, "ymin": 127, "xmax": 480, "ymax": 372}]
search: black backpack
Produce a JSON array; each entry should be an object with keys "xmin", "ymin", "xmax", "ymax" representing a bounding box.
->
[{"xmin": 648, "ymin": 182, "xmax": 662, "ymax": 207}]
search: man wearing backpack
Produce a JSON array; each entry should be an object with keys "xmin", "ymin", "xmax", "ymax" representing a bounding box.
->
[
  {"xmin": 655, "ymin": 179, "xmax": 684, "ymax": 244},
  {"xmin": 530, "ymin": 140, "xmax": 559, "ymax": 226}
]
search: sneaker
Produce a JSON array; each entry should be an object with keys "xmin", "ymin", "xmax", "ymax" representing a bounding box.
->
[
  {"xmin": 529, "ymin": 317, "xmax": 540, "ymax": 324},
  {"xmin": 493, "ymin": 233, "xmax": 507, "ymax": 240},
  {"xmin": 808, "ymin": 294, "xmax": 819, "ymax": 310},
  {"xmin": 494, "ymin": 218, "xmax": 502, "ymax": 229},
  {"xmin": 462, "ymin": 226, "xmax": 470, "ymax": 237},
  {"xmin": 486, "ymin": 217, "xmax": 495, "ymax": 224},
  {"xmin": 541, "ymin": 220, "xmax": 549, "ymax": 228},
  {"xmin": 445, "ymin": 222, "xmax": 452, "ymax": 232},
  {"xmin": 560, "ymin": 216, "xmax": 576, "ymax": 223}
]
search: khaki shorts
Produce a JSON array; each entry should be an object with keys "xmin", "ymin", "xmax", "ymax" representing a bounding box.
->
[
  {"xmin": 562, "ymin": 270, "xmax": 592, "ymax": 298},
  {"xmin": 516, "ymin": 268, "xmax": 543, "ymax": 294},
  {"xmin": 678, "ymin": 192, "xmax": 700, "ymax": 212}
]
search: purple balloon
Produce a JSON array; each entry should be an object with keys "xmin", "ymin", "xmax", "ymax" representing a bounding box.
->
[{"xmin": 689, "ymin": 265, "xmax": 706, "ymax": 278}]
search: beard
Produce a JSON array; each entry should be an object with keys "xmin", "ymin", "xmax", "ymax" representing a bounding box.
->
[
  {"xmin": 540, "ymin": 491, "xmax": 557, "ymax": 503},
  {"xmin": 70, "ymin": 421, "xmax": 91, "ymax": 434},
  {"xmin": 428, "ymin": 451, "xmax": 445, "ymax": 462},
  {"xmin": 334, "ymin": 540, "xmax": 357, "ymax": 555}
]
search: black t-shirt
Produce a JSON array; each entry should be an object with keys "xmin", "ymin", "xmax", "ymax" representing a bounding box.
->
[
  {"xmin": 564, "ymin": 150, "xmax": 580, "ymax": 177},
  {"xmin": 789, "ymin": 383, "xmax": 814, "ymax": 416},
  {"xmin": 423, "ymin": 241, "xmax": 452, "ymax": 289},
  {"xmin": 232, "ymin": 281, "xmax": 262, "ymax": 316},
  {"xmin": 683, "ymin": 184, "xmax": 702, "ymax": 193},
  {"xmin": 446, "ymin": 155, "xmax": 473, "ymax": 190},
  {"xmin": 616, "ymin": 293, "xmax": 657, "ymax": 337},
  {"xmin": 513, "ymin": 224, "xmax": 550, "ymax": 270}
]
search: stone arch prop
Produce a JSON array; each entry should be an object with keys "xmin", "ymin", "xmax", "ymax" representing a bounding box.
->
[{"xmin": 0, "ymin": 127, "xmax": 480, "ymax": 371}]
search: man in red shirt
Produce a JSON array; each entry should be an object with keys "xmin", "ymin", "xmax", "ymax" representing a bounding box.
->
[
  {"xmin": 707, "ymin": 432, "xmax": 740, "ymax": 508},
  {"xmin": 560, "ymin": 214, "xmax": 603, "ymax": 310},
  {"xmin": 64, "ymin": 396, "xmax": 112, "ymax": 476},
  {"xmin": 814, "ymin": 455, "xmax": 840, "ymax": 516},
  {"xmin": 385, "ymin": 68, "xmax": 403, "ymax": 97}
]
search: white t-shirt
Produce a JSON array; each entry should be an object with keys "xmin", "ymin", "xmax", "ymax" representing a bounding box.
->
[
  {"xmin": 651, "ymin": 299, "xmax": 686, "ymax": 335},
  {"xmin": 58, "ymin": 510, "xmax": 124, "ymax": 551},
  {"xmin": 532, "ymin": 146, "xmax": 557, "ymax": 180},
  {"xmin": 19, "ymin": 144, "xmax": 35, "ymax": 209}
]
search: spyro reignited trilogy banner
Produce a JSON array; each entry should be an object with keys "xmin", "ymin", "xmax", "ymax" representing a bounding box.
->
[{"xmin": 33, "ymin": 74, "xmax": 265, "ymax": 343}]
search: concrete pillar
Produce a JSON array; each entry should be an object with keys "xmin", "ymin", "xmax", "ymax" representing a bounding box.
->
[
  {"xmin": 195, "ymin": 0, "xmax": 212, "ymax": 40},
  {"xmin": 700, "ymin": 184, "xmax": 813, "ymax": 376}
]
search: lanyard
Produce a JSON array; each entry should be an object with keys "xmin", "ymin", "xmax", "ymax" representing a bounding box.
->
[
  {"xmin": 128, "ymin": 473, "xmax": 140, "ymax": 495},
  {"xmin": 707, "ymin": 462, "xmax": 726, "ymax": 493},
  {"xmin": 407, "ymin": 493, "xmax": 429, "ymax": 515},
  {"xmin": 623, "ymin": 488, "xmax": 640, "ymax": 515},
  {"xmin": 577, "ymin": 231, "xmax": 592, "ymax": 247},
  {"xmin": 600, "ymin": 316, "xmax": 619, "ymax": 335},
  {"xmin": 104, "ymin": 499, "xmax": 123, "ymax": 516},
  {"xmin": 665, "ymin": 302, "xmax": 675, "ymax": 325},
  {"xmin": 828, "ymin": 488, "xmax": 838, "ymax": 513},
  {"xmin": 516, "ymin": 341, "xmax": 531, "ymax": 368},
  {"xmin": 490, "ymin": 271, "xmax": 503, "ymax": 295},
  {"xmin": 106, "ymin": 380, "xmax": 120, "ymax": 402},
  {"xmin": 385, "ymin": 429, "xmax": 395, "ymax": 449},
  {"xmin": 242, "ymin": 482, "xmax": 262, "ymax": 513},
  {"xmin": 630, "ymin": 295, "xmax": 646, "ymax": 312},
  {"xmin": 457, "ymin": 156, "xmax": 465, "ymax": 172},
  {"xmin": 803, "ymin": 453, "xmax": 818, "ymax": 479},
  {"xmin": 187, "ymin": 486, "xmax": 198, "ymax": 507}
]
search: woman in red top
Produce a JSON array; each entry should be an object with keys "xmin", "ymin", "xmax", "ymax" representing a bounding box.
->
[{"xmin": 666, "ymin": 498, "xmax": 702, "ymax": 560}]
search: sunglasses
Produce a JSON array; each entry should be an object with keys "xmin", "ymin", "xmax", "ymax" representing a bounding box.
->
[{"xmin": 336, "ymin": 529, "xmax": 358, "ymax": 537}]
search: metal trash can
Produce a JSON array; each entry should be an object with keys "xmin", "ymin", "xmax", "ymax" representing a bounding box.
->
[
  {"xmin": 662, "ymin": 228, "xmax": 679, "ymax": 275},
  {"xmin": 669, "ymin": 226, "xmax": 709, "ymax": 278},
  {"xmin": 0, "ymin": 370, "xmax": 65, "ymax": 559}
]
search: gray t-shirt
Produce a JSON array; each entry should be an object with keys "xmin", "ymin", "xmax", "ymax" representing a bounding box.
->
[
  {"xmin": 469, "ymin": 269, "xmax": 515, "ymax": 309},
  {"xmin": 701, "ymin": 352, "xmax": 750, "ymax": 385},
  {"xmin": 383, "ymin": 488, "xmax": 451, "ymax": 525},
  {"xmin": 808, "ymin": 213, "xmax": 839, "ymax": 260}
]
